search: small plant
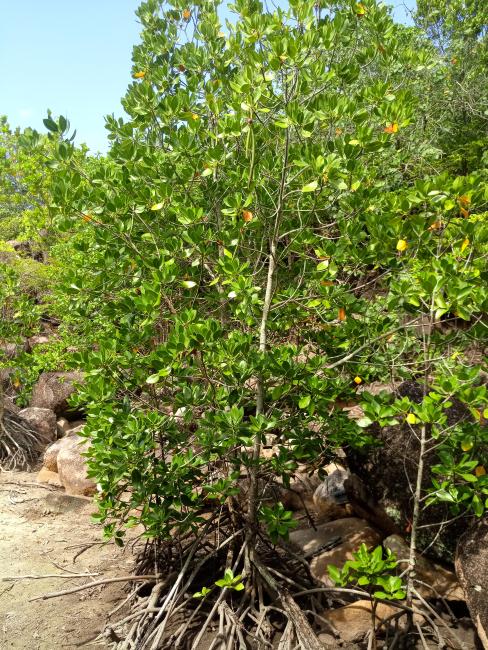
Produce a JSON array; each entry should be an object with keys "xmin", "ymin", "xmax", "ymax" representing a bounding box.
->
[
  {"xmin": 214, "ymin": 569, "xmax": 245, "ymax": 592},
  {"xmin": 328, "ymin": 544, "xmax": 406, "ymax": 601},
  {"xmin": 259, "ymin": 502, "xmax": 298, "ymax": 544},
  {"xmin": 193, "ymin": 569, "xmax": 245, "ymax": 599}
]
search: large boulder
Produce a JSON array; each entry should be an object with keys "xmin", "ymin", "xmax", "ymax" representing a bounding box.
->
[
  {"xmin": 37, "ymin": 467, "xmax": 63, "ymax": 487},
  {"xmin": 384, "ymin": 535, "xmax": 463, "ymax": 601},
  {"xmin": 18, "ymin": 407, "xmax": 57, "ymax": 443},
  {"xmin": 320, "ymin": 600, "xmax": 399, "ymax": 643},
  {"xmin": 30, "ymin": 371, "xmax": 84, "ymax": 417},
  {"xmin": 42, "ymin": 425, "xmax": 85, "ymax": 472},
  {"xmin": 56, "ymin": 434, "xmax": 96, "ymax": 496},
  {"xmin": 456, "ymin": 518, "xmax": 488, "ymax": 648},
  {"xmin": 290, "ymin": 517, "xmax": 382, "ymax": 584}
]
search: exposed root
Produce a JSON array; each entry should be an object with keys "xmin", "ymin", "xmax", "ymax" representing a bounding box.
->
[
  {"xmin": 101, "ymin": 509, "xmax": 459, "ymax": 650},
  {"xmin": 0, "ymin": 409, "xmax": 42, "ymax": 470}
]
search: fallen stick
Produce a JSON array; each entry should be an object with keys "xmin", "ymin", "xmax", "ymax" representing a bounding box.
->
[
  {"xmin": 29, "ymin": 574, "xmax": 162, "ymax": 601},
  {"xmin": 2, "ymin": 572, "xmax": 100, "ymax": 581}
]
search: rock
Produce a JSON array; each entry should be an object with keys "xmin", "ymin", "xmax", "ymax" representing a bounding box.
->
[
  {"xmin": 56, "ymin": 417, "xmax": 70, "ymax": 437},
  {"xmin": 281, "ymin": 469, "xmax": 322, "ymax": 511},
  {"xmin": 456, "ymin": 518, "xmax": 488, "ymax": 648},
  {"xmin": 43, "ymin": 437, "xmax": 72, "ymax": 472},
  {"xmin": 65, "ymin": 419, "xmax": 86, "ymax": 433},
  {"xmin": 27, "ymin": 335, "xmax": 52, "ymax": 349},
  {"xmin": 2, "ymin": 395, "xmax": 20, "ymax": 414},
  {"xmin": 56, "ymin": 434, "xmax": 96, "ymax": 496},
  {"xmin": 0, "ymin": 367, "xmax": 18, "ymax": 394},
  {"xmin": 313, "ymin": 468, "xmax": 353, "ymax": 520},
  {"xmin": 56, "ymin": 417, "xmax": 85, "ymax": 438},
  {"xmin": 18, "ymin": 407, "xmax": 57, "ymax": 443},
  {"xmin": 315, "ymin": 469, "xmax": 350, "ymax": 506},
  {"xmin": 320, "ymin": 600, "xmax": 399, "ymax": 642},
  {"xmin": 384, "ymin": 535, "xmax": 464, "ymax": 601},
  {"xmin": 290, "ymin": 518, "xmax": 381, "ymax": 584},
  {"xmin": 37, "ymin": 467, "xmax": 63, "ymax": 487},
  {"xmin": 0, "ymin": 341, "xmax": 27, "ymax": 359},
  {"xmin": 30, "ymin": 371, "xmax": 84, "ymax": 417}
]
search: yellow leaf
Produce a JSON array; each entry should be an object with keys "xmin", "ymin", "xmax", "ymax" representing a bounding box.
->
[
  {"xmin": 133, "ymin": 71, "xmax": 146, "ymax": 79},
  {"xmin": 151, "ymin": 203, "xmax": 164, "ymax": 211},
  {"xmin": 384, "ymin": 122, "xmax": 399, "ymax": 134},
  {"xmin": 354, "ymin": 376, "xmax": 362, "ymax": 385},
  {"xmin": 396, "ymin": 239, "xmax": 408, "ymax": 252},
  {"xmin": 406, "ymin": 413, "xmax": 417, "ymax": 425},
  {"xmin": 460, "ymin": 238, "xmax": 469, "ymax": 252},
  {"xmin": 475, "ymin": 466, "xmax": 486, "ymax": 477}
]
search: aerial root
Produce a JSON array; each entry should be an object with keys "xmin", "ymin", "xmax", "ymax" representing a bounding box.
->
[{"xmin": 102, "ymin": 513, "xmax": 465, "ymax": 650}]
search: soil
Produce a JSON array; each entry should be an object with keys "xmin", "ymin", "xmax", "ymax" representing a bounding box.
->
[{"xmin": 0, "ymin": 471, "xmax": 136, "ymax": 650}]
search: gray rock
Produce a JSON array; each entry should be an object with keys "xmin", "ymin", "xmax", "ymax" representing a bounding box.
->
[
  {"xmin": 30, "ymin": 371, "xmax": 84, "ymax": 417},
  {"xmin": 56, "ymin": 417, "xmax": 70, "ymax": 437},
  {"xmin": 384, "ymin": 534, "xmax": 463, "ymax": 600},
  {"xmin": 314, "ymin": 469, "xmax": 350, "ymax": 507},
  {"xmin": 0, "ymin": 340, "xmax": 27, "ymax": 359},
  {"xmin": 18, "ymin": 407, "xmax": 57, "ymax": 443},
  {"xmin": 456, "ymin": 518, "xmax": 488, "ymax": 648}
]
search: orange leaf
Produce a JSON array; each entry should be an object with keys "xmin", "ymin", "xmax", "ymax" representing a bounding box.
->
[
  {"xmin": 475, "ymin": 466, "xmax": 486, "ymax": 477},
  {"xmin": 183, "ymin": 8, "xmax": 191, "ymax": 20},
  {"xmin": 460, "ymin": 207, "xmax": 469, "ymax": 218},
  {"xmin": 356, "ymin": 3, "xmax": 367, "ymax": 16},
  {"xmin": 458, "ymin": 195, "xmax": 471, "ymax": 208},
  {"xmin": 384, "ymin": 122, "xmax": 399, "ymax": 134},
  {"xmin": 338, "ymin": 307, "xmax": 346, "ymax": 321},
  {"xmin": 82, "ymin": 213, "xmax": 92, "ymax": 222},
  {"xmin": 428, "ymin": 220, "xmax": 442, "ymax": 231},
  {"xmin": 242, "ymin": 210, "xmax": 253, "ymax": 222}
]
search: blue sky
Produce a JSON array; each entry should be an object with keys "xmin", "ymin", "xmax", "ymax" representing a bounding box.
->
[{"xmin": 0, "ymin": 1, "xmax": 415, "ymax": 154}]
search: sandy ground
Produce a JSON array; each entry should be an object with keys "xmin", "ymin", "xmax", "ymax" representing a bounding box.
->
[{"xmin": 0, "ymin": 471, "xmax": 136, "ymax": 650}]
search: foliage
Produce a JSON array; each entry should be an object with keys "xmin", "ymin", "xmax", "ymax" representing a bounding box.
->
[
  {"xmin": 16, "ymin": 0, "xmax": 484, "ymax": 549},
  {"xmin": 328, "ymin": 543, "xmax": 406, "ymax": 600},
  {"xmin": 0, "ymin": 117, "xmax": 53, "ymax": 242}
]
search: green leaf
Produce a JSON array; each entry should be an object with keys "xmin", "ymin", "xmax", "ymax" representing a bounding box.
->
[
  {"xmin": 43, "ymin": 117, "xmax": 58, "ymax": 132},
  {"xmin": 301, "ymin": 181, "xmax": 318, "ymax": 193},
  {"xmin": 299, "ymin": 395, "xmax": 311, "ymax": 409}
]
